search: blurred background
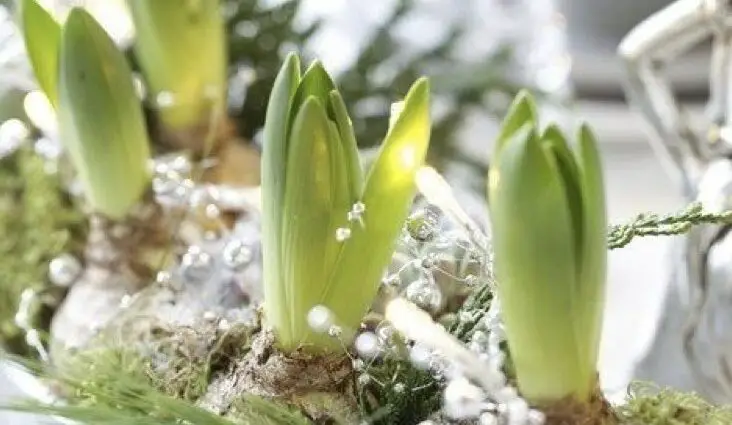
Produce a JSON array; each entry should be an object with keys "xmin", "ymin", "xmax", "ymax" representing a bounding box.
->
[{"xmin": 0, "ymin": 0, "xmax": 697, "ymax": 422}]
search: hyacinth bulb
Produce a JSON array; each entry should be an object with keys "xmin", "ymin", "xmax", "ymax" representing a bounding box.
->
[
  {"xmin": 487, "ymin": 91, "xmax": 607, "ymax": 404},
  {"xmin": 262, "ymin": 53, "xmax": 432, "ymax": 353}
]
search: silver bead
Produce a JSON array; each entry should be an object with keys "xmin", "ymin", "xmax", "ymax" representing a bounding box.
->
[
  {"xmin": 48, "ymin": 254, "xmax": 82, "ymax": 287},
  {"xmin": 406, "ymin": 207, "xmax": 439, "ymax": 242},
  {"xmin": 307, "ymin": 305, "xmax": 332, "ymax": 334},
  {"xmin": 443, "ymin": 376, "xmax": 486, "ymax": 419},
  {"xmin": 405, "ymin": 277, "xmax": 443, "ymax": 312},
  {"xmin": 335, "ymin": 227, "xmax": 351, "ymax": 242},
  {"xmin": 327, "ymin": 325, "xmax": 342, "ymax": 338},
  {"xmin": 355, "ymin": 331, "xmax": 380, "ymax": 359},
  {"xmin": 180, "ymin": 245, "xmax": 214, "ymax": 283},
  {"xmin": 357, "ymin": 373, "xmax": 371, "ymax": 386},
  {"xmin": 222, "ymin": 239, "xmax": 254, "ymax": 270},
  {"xmin": 479, "ymin": 412, "xmax": 498, "ymax": 425}
]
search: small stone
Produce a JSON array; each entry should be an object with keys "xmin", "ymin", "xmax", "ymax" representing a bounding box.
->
[
  {"xmin": 222, "ymin": 239, "xmax": 254, "ymax": 270},
  {"xmin": 203, "ymin": 311, "xmax": 217, "ymax": 321},
  {"xmin": 48, "ymin": 254, "xmax": 82, "ymax": 287}
]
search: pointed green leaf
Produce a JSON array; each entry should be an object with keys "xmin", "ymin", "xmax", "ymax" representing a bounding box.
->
[
  {"xmin": 541, "ymin": 124, "xmax": 583, "ymax": 259},
  {"xmin": 488, "ymin": 124, "xmax": 588, "ymax": 402},
  {"xmin": 574, "ymin": 123, "xmax": 608, "ymax": 381},
  {"xmin": 20, "ymin": 0, "xmax": 61, "ymax": 107},
  {"xmin": 262, "ymin": 53, "xmax": 301, "ymax": 344},
  {"xmin": 126, "ymin": 0, "xmax": 227, "ymax": 130},
  {"xmin": 494, "ymin": 89, "xmax": 538, "ymax": 156},
  {"xmin": 279, "ymin": 97, "xmax": 349, "ymax": 351},
  {"xmin": 320, "ymin": 78, "xmax": 432, "ymax": 335},
  {"xmin": 57, "ymin": 8, "xmax": 151, "ymax": 219},
  {"xmin": 327, "ymin": 90, "xmax": 363, "ymax": 199},
  {"xmin": 289, "ymin": 61, "xmax": 336, "ymax": 126}
]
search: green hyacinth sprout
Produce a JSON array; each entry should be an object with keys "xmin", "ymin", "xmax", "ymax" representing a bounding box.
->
[
  {"xmin": 487, "ymin": 92, "xmax": 607, "ymax": 404},
  {"xmin": 20, "ymin": 0, "xmax": 61, "ymax": 107},
  {"xmin": 126, "ymin": 0, "xmax": 227, "ymax": 136},
  {"xmin": 262, "ymin": 53, "xmax": 431, "ymax": 353},
  {"xmin": 21, "ymin": 3, "xmax": 151, "ymax": 219}
]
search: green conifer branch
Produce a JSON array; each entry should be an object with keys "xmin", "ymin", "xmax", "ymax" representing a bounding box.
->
[{"xmin": 607, "ymin": 203, "xmax": 732, "ymax": 250}]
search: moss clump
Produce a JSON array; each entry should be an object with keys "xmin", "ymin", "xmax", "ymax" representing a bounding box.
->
[
  {"xmin": 142, "ymin": 322, "xmax": 253, "ymax": 401},
  {"xmin": 0, "ymin": 146, "xmax": 85, "ymax": 355},
  {"xmin": 617, "ymin": 382, "xmax": 732, "ymax": 425}
]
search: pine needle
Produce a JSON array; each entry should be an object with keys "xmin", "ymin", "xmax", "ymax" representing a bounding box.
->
[{"xmin": 607, "ymin": 203, "xmax": 732, "ymax": 250}]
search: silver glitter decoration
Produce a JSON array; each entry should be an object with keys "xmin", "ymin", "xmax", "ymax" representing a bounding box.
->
[
  {"xmin": 406, "ymin": 207, "xmax": 440, "ymax": 242},
  {"xmin": 335, "ymin": 227, "xmax": 351, "ymax": 242},
  {"xmin": 405, "ymin": 277, "xmax": 443, "ymax": 312},
  {"xmin": 48, "ymin": 253, "xmax": 83, "ymax": 287},
  {"xmin": 357, "ymin": 373, "xmax": 371, "ymax": 386},
  {"xmin": 354, "ymin": 331, "xmax": 380, "ymax": 359},
  {"xmin": 221, "ymin": 239, "xmax": 254, "ymax": 270},
  {"xmin": 307, "ymin": 305, "xmax": 333, "ymax": 334},
  {"xmin": 0, "ymin": 118, "xmax": 28, "ymax": 159},
  {"xmin": 327, "ymin": 325, "xmax": 342, "ymax": 338},
  {"xmin": 180, "ymin": 245, "xmax": 214, "ymax": 283}
]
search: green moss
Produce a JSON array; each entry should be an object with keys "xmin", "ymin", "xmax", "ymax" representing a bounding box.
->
[
  {"xmin": 0, "ymin": 146, "xmax": 85, "ymax": 355},
  {"xmin": 617, "ymin": 382, "xmax": 732, "ymax": 425},
  {"xmin": 143, "ymin": 322, "xmax": 253, "ymax": 401}
]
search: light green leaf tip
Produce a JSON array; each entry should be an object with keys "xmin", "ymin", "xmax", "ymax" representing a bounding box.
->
[
  {"xmin": 57, "ymin": 8, "xmax": 151, "ymax": 219},
  {"xmin": 126, "ymin": 0, "xmax": 227, "ymax": 131},
  {"xmin": 20, "ymin": 0, "xmax": 61, "ymax": 107},
  {"xmin": 262, "ymin": 52, "xmax": 301, "ymax": 346},
  {"xmin": 493, "ymin": 89, "xmax": 537, "ymax": 156},
  {"xmin": 321, "ymin": 77, "xmax": 431, "ymax": 339},
  {"xmin": 260, "ymin": 55, "xmax": 432, "ymax": 353}
]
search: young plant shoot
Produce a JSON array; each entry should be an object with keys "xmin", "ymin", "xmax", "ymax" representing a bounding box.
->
[
  {"xmin": 487, "ymin": 92, "xmax": 608, "ymax": 411},
  {"xmin": 53, "ymin": 7, "xmax": 151, "ymax": 219},
  {"xmin": 126, "ymin": 0, "xmax": 227, "ymax": 144},
  {"xmin": 262, "ymin": 53, "xmax": 431, "ymax": 353},
  {"xmin": 20, "ymin": 0, "xmax": 61, "ymax": 108}
]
